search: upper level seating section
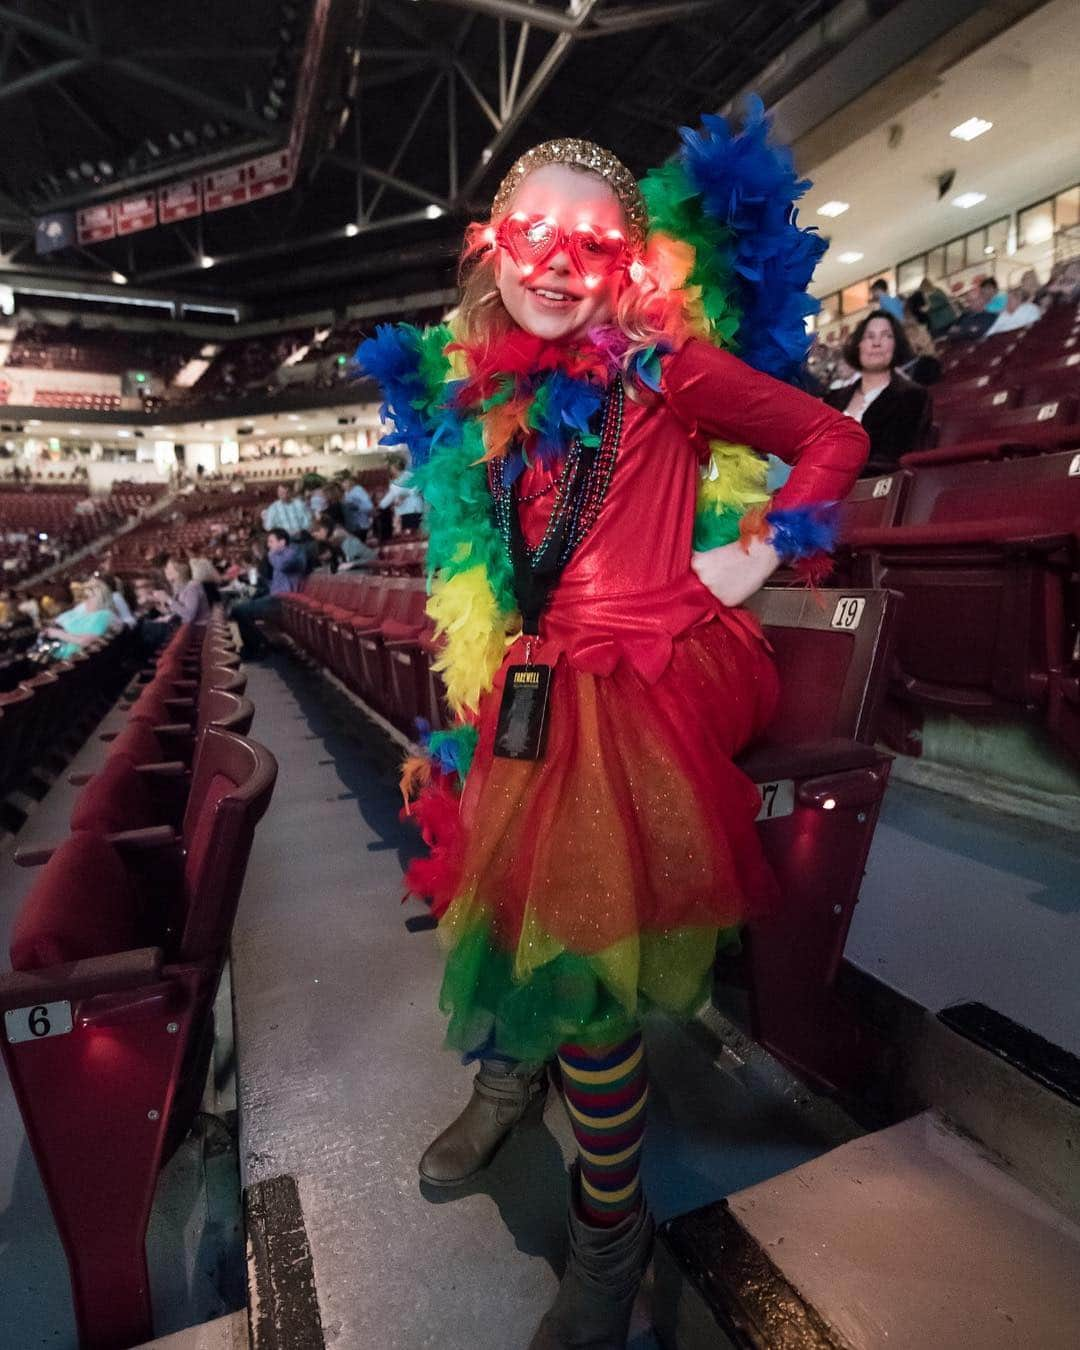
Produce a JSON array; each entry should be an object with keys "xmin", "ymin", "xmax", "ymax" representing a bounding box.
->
[
  {"xmin": 32, "ymin": 389, "xmax": 121, "ymax": 412},
  {"xmin": 5, "ymin": 321, "xmax": 201, "ymax": 381},
  {"xmin": 0, "ymin": 482, "xmax": 160, "ymax": 584}
]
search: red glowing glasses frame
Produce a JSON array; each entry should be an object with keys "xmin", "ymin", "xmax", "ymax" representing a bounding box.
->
[{"xmin": 479, "ymin": 211, "xmax": 637, "ymax": 289}]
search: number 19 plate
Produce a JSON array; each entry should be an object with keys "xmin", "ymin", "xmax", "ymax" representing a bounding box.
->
[{"xmin": 4, "ymin": 1000, "xmax": 73, "ymax": 1044}]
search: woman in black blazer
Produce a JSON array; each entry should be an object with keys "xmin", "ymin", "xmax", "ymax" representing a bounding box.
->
[{"xmin": 825, "ymin": 312, "xmax": 932, "ymax": 476}]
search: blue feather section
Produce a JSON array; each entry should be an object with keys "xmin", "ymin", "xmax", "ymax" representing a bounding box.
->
[
  {"xmin": 678, "ymin": 95, "xmax": 827, "ymax": 384},
  {"xmin": 531, "ymin": 370, "xmax": 603, "ymax": 467},
  {"xmin": 766, "ymin": 503, "xmax": 840, "ymax": 561},
  {"xmin": 355, "ymin": 325, "xmax": 446, "ymax": 469}
]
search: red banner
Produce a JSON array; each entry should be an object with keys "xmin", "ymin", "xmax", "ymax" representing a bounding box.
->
[
  {"xmin": 115, "ymin": 192, "xmax": 157, "ymax": 236},
  {"xmin": 204, "ymin": 166, "xmax": 249, "ymax": 213},
  {"xmin": 158, "ymin": 178, "xmax": 202, "ymax": 224},
  {"xmin": 247, "ymin": 149, "xmax": 293, "ymax": 201},
  {"xmin": 76, "ymin": 204, "xmax": 115, "ymax": 244}
]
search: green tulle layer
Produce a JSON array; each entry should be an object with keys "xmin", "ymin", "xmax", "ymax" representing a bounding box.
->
[{"xmin": 437, "ymin": 911, "xmax": 739, "ymax": 1064}]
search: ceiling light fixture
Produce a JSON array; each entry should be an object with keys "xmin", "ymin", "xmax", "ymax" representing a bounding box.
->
[
  {"xmin": 837, "ymin": 250, "xmax": 864, "ymax": 264},
  {"xmin": 952, "ymin": 192, "xmax": 987, "ymax": 209},
  {"xmin": 344, "ymin": 223, "xmax": 360, "ymax": 237},
  {"xmin": 111, "ymin": 272, "xmax": 127, "ymax": 285},
  {"xmin": 817, "ymin": 201, "xmax": 850, "ymax": 218},
  {"xmin": 200, "ymin": 255, "xmax": 215, "ymax": 269},
  {"xmin": 425, "ymin": 204, "xmax": 444, "ymax": 219},
  {"xmin": 950, "ymin": 117, "xmax": 993, "ymax": 142}
]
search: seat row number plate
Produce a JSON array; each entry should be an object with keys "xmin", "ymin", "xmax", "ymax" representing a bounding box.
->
[
  {"xmin": 5, "ymin": 1001, "xmax": 73, "ymax": 1045},
  {"xmin": 831, "ymin": 597, "xmax": 866, "ymax": 630},
  {"xmin": 756, "ymin": 780, "xmax": 795, "ymax": 821}
]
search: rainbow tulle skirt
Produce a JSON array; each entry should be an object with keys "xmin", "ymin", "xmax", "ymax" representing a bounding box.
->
[{"xmin": 431, "ymin": 617, "xmax": 781, "ymax": 1063}]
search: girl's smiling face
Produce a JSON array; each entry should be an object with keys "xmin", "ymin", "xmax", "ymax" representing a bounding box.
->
[{"xmin": 495, "ymin": 163, "xmax": 628, "ymax": 343}]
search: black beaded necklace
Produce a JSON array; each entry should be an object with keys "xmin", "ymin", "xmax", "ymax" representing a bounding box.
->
[{"xmin": 489, "ymin": 380, "xmax": 623, "ymax": 633}]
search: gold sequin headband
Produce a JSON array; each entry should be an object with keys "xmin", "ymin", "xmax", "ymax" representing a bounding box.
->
[{"xmin": 491, "ymin": 139, "xmax": 648, "ymax": 247}]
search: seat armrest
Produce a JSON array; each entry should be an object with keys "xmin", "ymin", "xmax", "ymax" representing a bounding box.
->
[
  {"xmin": 0, "ymin": 947, "xmax": 164, "ymax": 1010},
  {"xmin": 134, "ymin": 761, "xmax": 188, "ymax": 778},
  {"xmin": 106, "ymin": 825, "xmax": 179, "ymax": 852},
  {"xmin": 737, "ymin": 739, "xmax": 886, "ymax": 783}
]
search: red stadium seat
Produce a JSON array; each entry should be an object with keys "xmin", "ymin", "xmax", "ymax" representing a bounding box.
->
[
  {"xmin": 728, "ymin": 586, "xmax": 899, "ymax": 1091},
  {"xmin": 0, "ymin": 728, "xmax": 277, "ymax": 1350},
  {"xmin": 845, "ymin": 449, "xmax": 1080, "ymax": 738}
]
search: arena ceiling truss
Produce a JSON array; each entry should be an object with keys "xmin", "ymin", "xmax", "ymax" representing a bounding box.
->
[{"xmin": 0, "ymin": 0, "xmax": 858, "ymax": 316}]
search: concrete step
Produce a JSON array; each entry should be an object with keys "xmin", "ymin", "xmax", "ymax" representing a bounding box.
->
[
  {"xmin": 653, "ymin": 1109, "xmax": 1080, "ymax": 1350},
  {"xmin": 135, "ymin": 1310, "xmax": 248, "ymax": 1349}
]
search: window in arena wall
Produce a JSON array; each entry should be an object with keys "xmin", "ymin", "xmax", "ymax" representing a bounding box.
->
[
  {"xmin": 985, "ymin": 217, "xmax": 1009, "ymax": 260},
  {"xmin": 1055, "ymin": 185, "xmax": 1080, "ymax": 231},
  {"xmin": 818, "ymin": 292, "xmax": 840, "ymax": 324},
  {"xmin": 841, "ymin": 278, "xmax": 871, "ymax": 315},
  {"xmin": 897, "ymin": 257, "xmax": 925, "ymax": 294},
  {"xmin": 926, "ymin": 245, "xmax": 946, "ymax": 280},
  {"xmin": 945, "ymin": 237, "xmax": 966, "ymax": 275},
  {"xmin": 1019, "ymin": 199, "xmax": 1055, "ymax": 248}
]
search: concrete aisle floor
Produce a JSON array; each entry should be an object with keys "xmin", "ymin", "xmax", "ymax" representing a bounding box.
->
[
  {"xmin": 848, "ymin": 779, "xmax": 1080, "ymax": 1057},
  {"xmin": 231, "ymin": 654, "xmax": 848, "ymax": 1350}
]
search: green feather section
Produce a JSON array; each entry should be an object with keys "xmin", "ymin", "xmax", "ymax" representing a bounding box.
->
[{"xmin": 639, "ymin": 161, "xmax": 741, "ymax": 348}]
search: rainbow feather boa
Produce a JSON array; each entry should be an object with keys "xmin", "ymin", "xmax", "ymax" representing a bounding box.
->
[{"xmin": 357, "ymin": 98, "xmax": 837, "ymax": 737}]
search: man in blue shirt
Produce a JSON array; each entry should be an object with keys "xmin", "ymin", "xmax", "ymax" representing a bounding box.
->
[
  {"xmin": 231, "ymin": 528, "xmax": 306, "ymax": 657},
  {"xmin": 870, "ymin": 277, "xmax": 904, "ymax": 322},
  {"xmin": 261, "ymin": 483, "xmax": 312, "ymax": 536},
  {"xmin": 341, "ymin": 474, "xmax": 375, "ymax": 539}
]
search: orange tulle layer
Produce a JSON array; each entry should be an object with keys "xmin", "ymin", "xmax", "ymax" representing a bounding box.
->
[{"xmin": 451, "ymin": 614, "xmax": 782, "ymax": 956}]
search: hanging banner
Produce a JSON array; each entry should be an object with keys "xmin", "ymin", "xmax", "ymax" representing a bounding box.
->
[
  {"xmin": 247, "ymin": 148, "xmax": 293, "ymax": 201},
  {"xmin": 204, "ymin": 165, "xmax": 249, "ymax": 213},
  {"xmin": 76, "ymin": 203, "xmax": 116, "ymax": 244},
  {"xmin": 115, "ymin": 192, "xmax": 158, "ymax": 236},
  {"xmin": 158, "ymin": 178, "xmax": 202, "ymax": 224}
]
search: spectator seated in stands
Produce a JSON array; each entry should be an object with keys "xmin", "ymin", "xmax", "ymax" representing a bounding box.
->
[
  {"xmin": 824, "ymin": 312, "xmax": 931, "ymax": 477},
  {"xmin": 260, "ymin": 482, "xmax": 312, "ymax": 537},
  {"xmin": 901, "ymin": 293, "xmax": 941, "ymax": 385},
  {"xmin": 870, "ymin": 276, "xmax": 904, "ymax": 322},
  {"xmin": 341, "ymin": 474, "xmax": 374, "ymax": 539},
  {"xmin": 41, "ymin": 578, "xmax": 116, "ymax": 659},
  {"xmin": 156, "ymin": 558, "xmax": 211, "ymax": 625},
  {"xmin": 101, "ymin": 572, "xmax": 137, "ymax": 629},
  {"xmin": 190, "ymin": 556, "xmax": 223, "ymax": 607},
  {"xmin": 1037, "ymin": 258, "xmax": 1080, "ymax": 310},
  {"xmin": 983, "ymin": 285, "xmax": 1044, "ymax": 337},
  {"xmin": 231, "ymin": 527, "xmax": 306, "ymax": 659},
  {"xmin": 950, "ymin": 277, "xmax": 1000, "ymax": 340},
  {"xmin": 378, "ymin": 456, "xmax": 424, "ymax": 538},
  {"xmin": 310, "ymin": 514, "xmax": 377, "ymax": 569},
  {"xmin": 917, "ymin": 277, "xmax": 958, "ymax": 338}
]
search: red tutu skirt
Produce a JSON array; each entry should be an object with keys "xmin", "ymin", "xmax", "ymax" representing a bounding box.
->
[{"xmin": 429, "ymin": 614, "xmax": 780, "ymax": 1062}]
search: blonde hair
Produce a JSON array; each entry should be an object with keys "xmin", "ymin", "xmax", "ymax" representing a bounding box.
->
[
  {"xmin": 456, "ymin": 165, "xmax": 681, "ymax": 383},
  {"xmin": 81, "ymin": 578, "xmax": 112, "ymax": 611}
]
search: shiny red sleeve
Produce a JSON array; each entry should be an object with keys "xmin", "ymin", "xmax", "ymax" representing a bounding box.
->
[{"xmin": 661, "ymin": 338, "xmax": 869, "ymax": 510}]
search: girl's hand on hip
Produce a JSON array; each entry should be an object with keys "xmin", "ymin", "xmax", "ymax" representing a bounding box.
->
[{"xmin": 691, "ymin": 535, "xmax": 781, "ymax": 608}]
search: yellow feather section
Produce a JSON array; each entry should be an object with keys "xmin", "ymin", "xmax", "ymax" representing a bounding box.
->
[
  {"xmin": 427, "ymin": 565, "xmax": 511, "ymax": 717},
  {"xmin": 698, "ymin": 439, "xmax": 770, "ymax": 511}
]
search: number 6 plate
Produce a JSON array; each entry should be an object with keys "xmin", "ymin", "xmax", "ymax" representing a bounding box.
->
[{"xmin": 5, "ymin": 1000, "xmax": 73, "ymax": 1044}]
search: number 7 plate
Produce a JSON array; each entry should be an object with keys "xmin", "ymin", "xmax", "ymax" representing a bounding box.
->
[
  {"xmin": 5, "ymin": 1001, "xmax": 73, "ymax": 1044},
  {"xmin": 755, "ymin": 779, "xmax": 795, "ymax": 822}
]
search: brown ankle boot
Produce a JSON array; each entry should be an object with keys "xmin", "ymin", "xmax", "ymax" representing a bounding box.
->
[
  {"xmin": 528, "ymin": 1166, "xmax": 654, "ymax": 1349},
  {"xmin": 418, "ymin": 1060, "xmax": 548, "ymax": 1187}
]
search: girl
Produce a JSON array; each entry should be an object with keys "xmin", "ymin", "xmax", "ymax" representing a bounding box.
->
[{"xmin": 360, "ymin": 105, "xmax": 867, "ymax": 1348}]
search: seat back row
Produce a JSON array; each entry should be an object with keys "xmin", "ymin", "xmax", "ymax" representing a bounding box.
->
[{"xmin": 0, "ymin": 611, "xmax": 276, "ymax": 1350}]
